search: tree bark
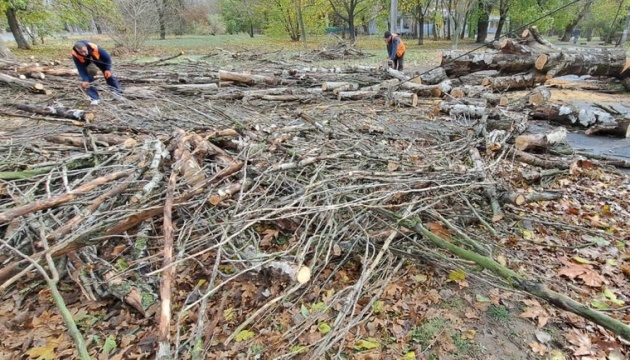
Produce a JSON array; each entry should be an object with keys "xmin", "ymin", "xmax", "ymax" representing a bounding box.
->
[
  {"xmin": 494, "ymin": 0, "xmax": 509, "ymax": 40},
  {"xmin": 5, "ymin": 8, "xmax": 30, "ymax": 50},
  {"xmin": 0, "ymin": 73, "xmax": 49, "ymax": 94},
  {"xmin": 514, "ymin": 127, "xmax": 567, "ymax": 152},
  {"xmin": 584, "ymin": 119, "xmax": 630, "ymax": 138},
  {"xmin": 15, "ymin": 104, "xmax": 95, "ymax": 121},
  {"xmin": 476, "ymin": 1, "xmax": 491, "ymax": 43},
  {"xmin": 482, "ymin": 72, "xmax": 547, "ymax": 92}
]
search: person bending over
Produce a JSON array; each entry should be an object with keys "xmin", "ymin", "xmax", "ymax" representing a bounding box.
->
[{"xmin": 72, "ymin": 40, "xmax": 122, "ymax": 105}]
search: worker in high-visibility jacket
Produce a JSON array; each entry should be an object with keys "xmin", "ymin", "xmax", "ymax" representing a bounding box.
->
[
  {"xmin": 383, "ymin": 31, "xmax": 406, "ymax": 71},
  {"xmin": 72, "ymin": 40, "xmax": 122, "ymax": 105}
]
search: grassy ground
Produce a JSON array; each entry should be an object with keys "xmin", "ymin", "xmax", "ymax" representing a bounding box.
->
[{"xmin": 7, "ymin": 33, "xmax": 474, "ymax": 70}]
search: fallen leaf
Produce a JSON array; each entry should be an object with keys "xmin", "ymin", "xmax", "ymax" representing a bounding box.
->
[
  {"xmin": 403, "ymin": 352, "xmax": 416, "ymax": 360},
  {"xmin": 317, "ymin": 322, "xmax": 331, "ymax": 335},
  {"xmin": 353, "ymin": 338, "xmax": 379, "ymax": 351},
  {"xmin": 449, "ymin": 270, "xmax": 466, "ymax": 282},
  {"xmin": 235, "ymin": 329, "xmax": 255, "ymax": 342},
  {"xmin": 572, "ymin": 256, "xmax": 593, "ymax": 264},
  {"xmin": 529, "ymin": 341, "xmax": 547, "ymax": 356},
  {"xmin": 579, "ymin": 270, "xmax": 605, "ymax": 287},
  {"xmin": 558, "ymin": 264, "xmax": 586, "ymax": 279},
  {"xmin": 387, "ymin": 162, "xmax": 399, "ymax": 171},
  {"xmin": 461, "ymin": 329, "xmax": 476, "ymax": 340},
  {"xmin": 603, "ymin": 288, "xmax": 624, "ymax": 306},
  {"xmin": 550, "ymin": 349, "xmax": 566, "ymax": 360},
  {"xmin": 475, "ymin": 294, "xmax": 491, "ymax": 303},
  {"xmin": 519, "ymin": 301, "xmax": 549, "ymax": 328},
  {"xmin": 414, "ymin": 274, "xmax": 428, "ymax": 283},
  {"xmin": 522, "ymin": 229, "xmax": 533, "ymax": 240},
  {"xmin": 496, "ymin": 255, "xmax": 507, "ymax": 266},
  {"xmin": 333, "ymin": 244, "xmax": 341, "ymax": 256}
]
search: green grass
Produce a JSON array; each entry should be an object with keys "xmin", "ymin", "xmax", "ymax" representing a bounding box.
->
[
  {"xmin": 6, "ymin": 32, "xmax": 479, "ymax": 70},
  {"xmin": 487, "ymin": 304, "xmax": 511, "ymax": 323},
  {"xmin": 411, "ymin": 318, "xmax": 448, "ymax": 347}
]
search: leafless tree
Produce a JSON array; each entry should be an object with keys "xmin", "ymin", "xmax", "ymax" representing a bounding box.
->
[{"xmin": 107, "ymin": 0, "xmax": 159, "ymax": 49}]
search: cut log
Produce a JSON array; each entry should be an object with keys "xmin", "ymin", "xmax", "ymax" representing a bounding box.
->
[
  {"xmin": 0, "ymin": 73, "xmax": 50, "ymax": 94},
  {"xmin": 508, "ymin": 86, "xmax": 552, "ymax": 111},
  {"xmin": 438, "ymin": 102, "xmax": 486, "ymax": 118},
  {"xmin": 16, "ymin": 104, "xmax": 94, "ymax": 121},
  {"xmin": 494, "ymin": 38, "xmax": 532, "ymax": 55},
  {"xmin": 388, "ymin": 92, "xmax": 418, "ymax": 107},
  {"xmin": 441, "ymin": 50, "xmax": 537, "ymax": 77},
  {"xmin": 337, "ymin": 90, "xmax": 378, "ymax": 101},
  {"xmin": 399, "ymin": 82, "xmax": 442, "ymax": 97},
  {"xmin": 514, "ymin": 127, "xmax": 567, "ymax": 152},
  {"xmin": 530, "ymin": 104, "xmax": 616, "ymax": 127},
  {"xmin": 585, "ymin": 119, "xmax": 630, "ymax": 138},
  {"xmin": 545, "ymin": 77, "xmax": 627, "ymax": 93},
  {"xmin": 386, "ymin": 67, "xmax": 421, "ymax": 83},
  {"xmin": 454, "ymin": 70, "xmax": 500, "ymax": 86},
  {"xmin": 321, "ymin": 81, "xmax": 359, "ymax": 92},
  {"xmin": 483, "ymin": 72, "xmax": 547, "ymax": 91},
  {"xmin": 450, "ymin": 87, "xmax": 465, "ymax": 98},
  {"xmin": 521, "ymin": 168, "xmax": 567, "ymax": 183},
  {"xmin": 218, "ymin": 70, "xmax": 277, "ymax": 85},
  {"xmin": 521, "ymin": 26, "xmax": 559, "ymax": 51},
  {"xmin": 418, "ymin": 67, "xmax": 448, "ymax": 85},
  {"xmin": 361, "ymin": 78, "xmax": 400, "ymax": 91},
  {"xmin": 535, "ymin": 48, "xmax": 628, "ymax": 79}
]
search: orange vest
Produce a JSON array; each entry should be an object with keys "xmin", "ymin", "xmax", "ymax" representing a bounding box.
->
[
  {"xmin": 395, "ymin": 36, "xmax": 406, "ymax": 57},
  {"xmin": 72, "ymin": 42, "xmax": 101, "ymax": 63}
]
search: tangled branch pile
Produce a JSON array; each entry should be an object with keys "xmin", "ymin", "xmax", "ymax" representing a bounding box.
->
[{"xmin": 1, "ymin": 33, "xmax": 630, "ymax": 359}]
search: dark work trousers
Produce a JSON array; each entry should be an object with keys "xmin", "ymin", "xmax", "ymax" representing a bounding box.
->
[
  {"xmin": 391, "ymin": 55, "xmax": 404, "ymax": 71},
  {"xmin": 79, "ymin": 62, "xmax": 122, "ymax": 100}
]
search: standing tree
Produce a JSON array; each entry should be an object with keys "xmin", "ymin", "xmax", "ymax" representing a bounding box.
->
[
  {"xmin": 222, "ymin": 0, "xmax": 263, "ymax": 37},
  {"xmin": 400, "ymin": 0, "xmax": 433, "ymax": 44},
  {"xmin": 2, "ymin": 1, "xmax": 31, "ymax": 50},
  {"xmin": 559, "ymin": 0, "xmax": 593, "ymax": 41},
  {"xmin": 328, "ymin": 0, "xmax": 374, "ymax": 41},
  {"xmin": 450, "ymin": 0, "xmax": 474, "ymax": 48},
  {"xmin": 475, "ymin": 0, "xmax": 492, "ymax": 43},
  {"xmin": 494, "ymin": 0, "xmax": 508, "ymax": 40}
]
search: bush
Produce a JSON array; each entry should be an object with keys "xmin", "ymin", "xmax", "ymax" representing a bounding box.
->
[{"xmin": 207, "ymin": 14, "xmax": 226, "ymax": 35}]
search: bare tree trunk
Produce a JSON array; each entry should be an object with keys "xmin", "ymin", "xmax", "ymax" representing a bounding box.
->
[
  {"xmin": 249, "ymin": 23, "xmax": 254, "ymax": 38},
  {"xmin": 296, "ymin": 0, "xmax": 307, "ymax": 45},
  {"xmin": 560, "ymin": 0, "xmax": 593, "ymax": 41},
  {"xmin": 476, "ymin": 1, "xmax": 491, "ymax": 43},
  {"xmin": 157, "ymin": 0, "xmax": 166, "ymax": 40},
  {"xmin": 418, "ymin": 15, "xmax": 425, "ymax": 44},
  {"xmin": 447, "ymin": 0, "xmax": 452, "ymax": 40},
  {"xmin": 494, "ymin": 0, "xmax": 509, "ymax": 40},
  {"xmin": 5, "ymin": 8, "xmax": 30, "ymax": 50}
]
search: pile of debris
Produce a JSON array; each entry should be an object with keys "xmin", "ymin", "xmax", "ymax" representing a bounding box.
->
[{"xmin": 1, "ymin": 28, "xmax": 630, "ymax": 359}]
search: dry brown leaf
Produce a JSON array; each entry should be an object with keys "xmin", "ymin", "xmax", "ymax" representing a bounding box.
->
[
  {"xmin": 519, "ymin": 300, "xmax": 549, "ymax": 328},
  {"xmin": 558, "ymin": 265, "xmax": 586, "ymax": 279},
  {"xmin": 529, "ymin": 341, "xmax": 547, "ymax": 356},
  {"xmin": 564, "ymin": 330, "xmax": 593, "ymax": 357},
  {"xmin": 579, "ymin": 270, "xmax": 605, "ymax": 287}
]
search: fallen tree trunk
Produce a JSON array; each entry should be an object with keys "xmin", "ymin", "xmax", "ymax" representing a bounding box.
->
[
  {"xmin": 0, "ymin": 73, "xmax": 50, "ymax": 94},
  {"xmin": 530, "ymin": 104, "xmax": 617, "ymax": 127},
  {"xmin": 441, "ymin": 51, "xmax": 538, "ymax": 77},
  {"xmin": 584, "ymin": 119, "xmax": 630, "ymax": 138},
  {"xmin": 387, "ymin": 92, "xmax": 418, "ymax": 107},
  {"xmin": 16, "ymin": 104, "xmax": 95, "ymax": 121},
  {"xmin": 544, "ymin": 77, "xmax": 627, "ymax": 93},
  {"xmin": 373, "ymin": 206, "xmax": 630, "ymax": 342},
  {"xmin": 418, "ymin": 67, "xmax": 448, "ymax": 85},
  {"xmin": 483, "ymin": 72, "xmax": 547, "ymax": 91},
  {"xmin": 218, "ymin": 70, "xmax": 277, "ymax": 85},
  {"xmin": 514, "ymin": 127, "xmax": 567, "ymax": 152},
  {"xmin": 321, "ymin": 81, "xmax": 359, "ymax": 92},
  {"xmin": 337, "ymin": 90, "xmax": 378, "ymax": 101},
  {"xmin": 535, "ymin": 48, "xmax": 628, "ymax": 79}
]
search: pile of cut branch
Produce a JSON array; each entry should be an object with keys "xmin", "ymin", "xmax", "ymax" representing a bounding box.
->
[{"xmin": 1, "ymin": 38, "xmax": 630, "ymax": 358}]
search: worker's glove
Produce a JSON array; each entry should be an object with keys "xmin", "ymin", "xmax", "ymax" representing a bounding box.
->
[
  {"xmin": 104, "ymin": 70, "xmax": 112, "ymax": 79},
  {"xmin": 81, "ymin": 81, "xmax": 90, "ymax": 89}
]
